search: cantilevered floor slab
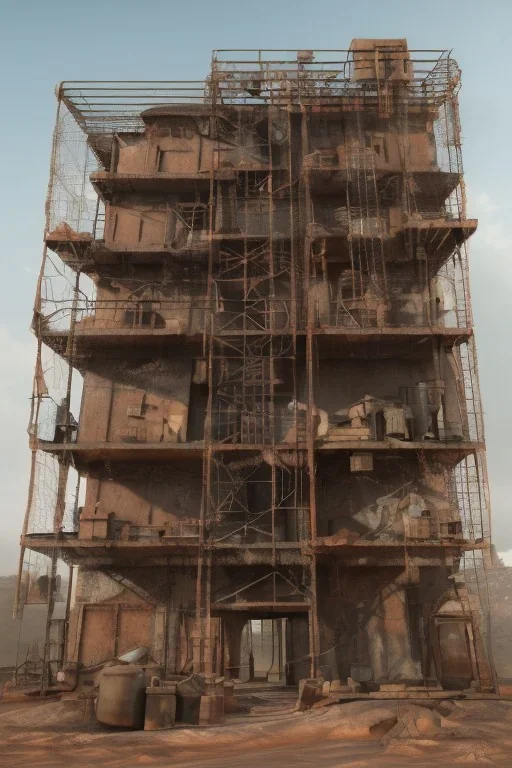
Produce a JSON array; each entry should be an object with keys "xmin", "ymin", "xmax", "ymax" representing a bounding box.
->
[
  {"xmin": 37, "ymin": 437, "xmax": 484, "ymax": 469},
  {"xmin": 39, "ymin": 324, "xmax": 472, "ymax": 364},
  {"xmin": 21, "ymin": 532, "xmax": 486, "ymax": 570}
]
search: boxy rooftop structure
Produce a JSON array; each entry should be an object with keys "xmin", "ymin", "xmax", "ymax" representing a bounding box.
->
[{"xmin": 16, "ymin": 40, "xmax": 497, "ymax": 693}]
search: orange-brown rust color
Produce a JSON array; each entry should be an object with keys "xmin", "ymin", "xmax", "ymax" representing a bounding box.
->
[{"xmin": 20, "ymin": 40, "xmax": 497, "ymax": 698}]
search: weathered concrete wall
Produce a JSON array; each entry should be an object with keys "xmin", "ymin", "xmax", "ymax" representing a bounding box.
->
[
  {"xmin": 104, "ymin": 199, "xmax": 210, "ymax": 252},
  {"xmin": 286, "ymin": 615, "xmax": 310, "ymax": 684},
  {"xmin": 81, "ymin": 461, "xmax": 202, "ymax": 528},
  {"xmin": 307, "ymin": 109, "xmax": 437, "ymax": 171},
  {"xmin": 115, "ymin": 114, "xmax": 268, "ymax": 176},
  {"xmin": 316, "ymin": 564, "xmax": 454, "ymax": 683},
  {"xmin": 78, "ymin": 354, "xmax": 193, "ymax": 444},
  {"xmin": 105, "ymin": 202, "xmax": 167, "ymax": 248},
  {"xmin": 66, "ymin": 567, "xmax": 196, "ymax": 672},
  {"xmin": 65, "ymin": 560, "xmax": 458, "ymax": 686},
  {"xmin": 315, "ymin": 358, "xmax": 434, "ymax": 414},
  {"xmin": 316, "ymin": 452, "xmax": 458, "ymax": 540},
  {"xmin": 86, "ymin": 274, "xmax": 206, "ymax": 334},
  {"xmin": 116, "ymin": 122, "xmax": 227, "ymax": 175}
]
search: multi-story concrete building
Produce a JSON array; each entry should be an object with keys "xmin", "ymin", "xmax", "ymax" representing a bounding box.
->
[{"xmin": 18, "ymin": 40, "xmax": 495, "ymax": 692}]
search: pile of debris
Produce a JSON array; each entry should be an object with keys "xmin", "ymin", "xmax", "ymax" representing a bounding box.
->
[{"xmin": 95, "ymin": 667, "xmax": 234, "ymax": 730}]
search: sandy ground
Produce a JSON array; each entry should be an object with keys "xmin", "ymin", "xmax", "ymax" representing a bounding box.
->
[{"xmin": 1, "ymin": 689, "xmax": 512, "ymax": 767}]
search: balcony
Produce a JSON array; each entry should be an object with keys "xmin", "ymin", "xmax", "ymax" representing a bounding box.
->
[
  {"xmin": 46, "ymin": 201, "xmax": 476, "ymax": 283},
  {"xmin": 21, "ymin": 527, "xmax": 483, "ymax": 569},
  {"xmin": 20, "ymin": 529, "xmax": 308, "ymax": 567},
  {"xmin": 320, "ymin": 386, "xmax": 478, "ymax": 446},
  {"xmin": 39, "ymin": 296, "xmax": 211, "ymax": 357},
  {"xmin": 305, "ymin": 147, "xmax": 462, "ymax": 200},
  {"xmin": 90, "ymin": 169, "xmax": 233, "ymax": 201},
  {"xmin": 313, "ymin": 537, "xmax": 486, "ymax": 568},
  {"xmin": 37, "ymin": 439, "xmax": 204, "ymax": 467},
  {"xmin": 310, "ymin": 220, "xmax": 476, "ymax": 280},
  {"xmin": 309, "ymin": 198, "xmax": 476, "ymax": 238}
]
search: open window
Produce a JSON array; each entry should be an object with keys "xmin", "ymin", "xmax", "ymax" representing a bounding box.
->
[
  {"xmin": 166, "ymin": 203, "xmax": 209, "ymax": 250},
  {"xmin": 365, "ymin": 132, "xmax": 388, "ymax": 162},
  {"xmin": 170, "ymin": 125, "xmax": 195, "ymax": 139}
]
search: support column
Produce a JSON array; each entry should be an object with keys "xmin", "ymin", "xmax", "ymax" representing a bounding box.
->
[
  {"xmin": 366, "ymin": 582, "xmax": 422, "ymax": 682},
  {"xmin": 224, "ymin": 616, "xmax": 246, "ymax": 680},
  {"xmin": 286, "ymin": 615, "xmax": 310, "ymax": 684}
]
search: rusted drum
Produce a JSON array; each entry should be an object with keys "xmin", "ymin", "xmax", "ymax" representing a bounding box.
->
[{"xmin": 96, "ymin": 665, "xmax": 147, "ymax": 728}]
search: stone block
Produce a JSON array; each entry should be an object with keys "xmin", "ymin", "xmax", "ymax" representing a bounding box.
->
[
  {"xmin": 379, "ymin": 683, "xmax": 407, "ymax": 692},
  {"xmin": 176, "ymin": 694, "xmax": 201, "ymax": 724},
  {"xmin": 199, "ymin": 694, "xmax": 224, "ymax": 725},
  {"xmin": 223, "ymin": 681, "xmax": 238, "ymax": 713},
  {"xmin": 223, "ymin": 681, "xmax": 235, "ymax": 698},
  {"xmin": 330, "ymin": 680, "xmax": 352, "ymax": 694},
  {"xmin": 350, "ymin": 664, "xmax": 374, "ymax": 683},
  {"xmin": 297, "ymin": 678, "xmax": 324, "ymax": 709},
  {"xmin": 144, "ymin": 689, "xmax": 176, "ymax": 730},
  {"xmin": 347, "ymin": 677, "xmax": 364, "ymax": 693}
]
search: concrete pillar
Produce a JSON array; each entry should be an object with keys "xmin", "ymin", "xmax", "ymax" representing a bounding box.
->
[
  {"xmin": 166, "ymin": 602, "xmax": 180, "ymax": 675},
  {"xmin": 166, "ymin": 572, "xmax": 196, "ymax": 675},
  {"xmin": 223, "ymin": 616, "xmax": 246, "ymax": 679},
  {"xmin": 286, "ymin": 615, "xmax": 310, "ymax": 685},
  {"xmin": 366, "ymin": 584, "xmax": 422, "ymax": 682}
]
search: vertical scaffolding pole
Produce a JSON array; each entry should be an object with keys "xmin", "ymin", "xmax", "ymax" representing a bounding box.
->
[{"xmin": 301, "ymin": 104, "xmax": 320, "ymax": 677}]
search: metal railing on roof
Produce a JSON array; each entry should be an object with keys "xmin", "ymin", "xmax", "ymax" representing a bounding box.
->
[
  {"xmin": 57, "ymin": 49, "xmax": 460, "ymax": 137},
  {"xmin": 58, "ymin": 81, "xmax": 209, "ymax": 135}
]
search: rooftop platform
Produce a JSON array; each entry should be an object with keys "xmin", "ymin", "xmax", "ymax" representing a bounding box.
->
[{"xmin": 58, "ymin": 52, "xmax": 459, "ymax": 144}]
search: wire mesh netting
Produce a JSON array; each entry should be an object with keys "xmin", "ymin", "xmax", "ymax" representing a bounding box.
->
[{"xmin": 17, "ymin": 47, "xmax": 500, "ymax": 684}]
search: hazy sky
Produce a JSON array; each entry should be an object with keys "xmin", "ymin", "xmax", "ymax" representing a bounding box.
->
[{"xmin": 0, "ymin": 0, "xmax": 511, "ymax": 574}]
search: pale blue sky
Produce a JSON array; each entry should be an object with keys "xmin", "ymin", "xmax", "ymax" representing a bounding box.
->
[{"xmin": 1, "ymin": 0, "xmax": 511, "ymax": 572}]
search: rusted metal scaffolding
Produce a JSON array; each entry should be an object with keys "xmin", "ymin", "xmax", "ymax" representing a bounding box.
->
[{"xmin": 15, "ymin": 46, "xmax": 495, "ymax": 689}]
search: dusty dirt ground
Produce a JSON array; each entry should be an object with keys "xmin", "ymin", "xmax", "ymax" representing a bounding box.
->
[{"xmin": 1, "ymin": 687, "xmax": 512, "ymax": 767}]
